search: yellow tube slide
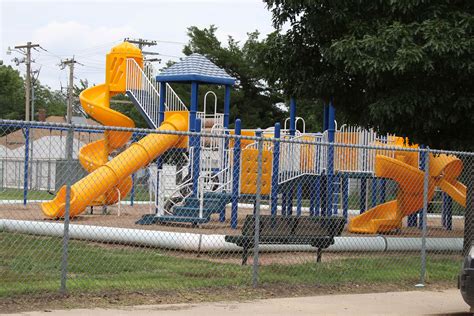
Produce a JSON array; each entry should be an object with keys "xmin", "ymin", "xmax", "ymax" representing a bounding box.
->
[
  {"xmin": 41, "ymin": 42, "xmax": 189, "ymax": 218},
  {"xmin": 349, "ymin": 153, "xmax": 467, "ymax": 234},
  {"xmin": 42, "ymin": 112, "xmax": 188, "ymax": 218}
]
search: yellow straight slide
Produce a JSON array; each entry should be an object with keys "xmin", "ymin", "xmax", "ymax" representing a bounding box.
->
[
  {"xmin": 41, "ymin": 42, "xmax": 189, "ymax": 218},
  {"xmin": 41, "ymin": 112, "xmax": 187, "ymax": 218}
]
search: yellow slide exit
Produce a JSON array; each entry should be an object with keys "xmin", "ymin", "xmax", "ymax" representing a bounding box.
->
[{"xmin": 41, "ymin": 42, "xmax": 188, "ymax": 218}]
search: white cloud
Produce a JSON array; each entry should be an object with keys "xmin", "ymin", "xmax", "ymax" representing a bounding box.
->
[{"xmin": 32, "ymin": 21, "xmax": 136, "ymax": 55}]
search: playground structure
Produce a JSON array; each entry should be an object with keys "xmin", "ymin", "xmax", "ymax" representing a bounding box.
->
[{"xmin": 40, "ymin": 42, "xmax": 467, "ymax": 234}]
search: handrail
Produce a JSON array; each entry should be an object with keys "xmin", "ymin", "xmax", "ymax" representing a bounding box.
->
[
  {"xmin": 126, "ymin": 58, "xmax": 161, "ymax": 127},
  {"xmin": 165, "ymin": 83, "xmax": 187, "ymax": 112}
]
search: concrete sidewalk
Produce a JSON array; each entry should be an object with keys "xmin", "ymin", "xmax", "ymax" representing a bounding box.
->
[{"xmin": 4, "ymin": 289, "xmax": 471, "ymax": 316}]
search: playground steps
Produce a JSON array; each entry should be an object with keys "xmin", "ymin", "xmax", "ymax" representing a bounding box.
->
[
  {"xmin": 126, "ymin": 90, "xmax": 158, "ymax": 129},
  {"xmin": 135, "ymin": 192, "xmax": 232, "ymax": 225}
]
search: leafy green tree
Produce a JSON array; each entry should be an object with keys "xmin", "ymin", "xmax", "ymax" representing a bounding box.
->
[
  {"xmin": 181, "ymin": 25, "xmax": 286, "ymax": 129},
  {"xmin": 263, "ymin": 0, "xmax": 473, "ymax": 150},
  {"xmin": 0, "ymin": 65, "xmax": 25, "ymax": 119}
]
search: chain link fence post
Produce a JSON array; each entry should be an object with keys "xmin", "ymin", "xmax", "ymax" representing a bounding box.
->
[
  {"xmin": 253, "ymin": 129, "xmax": 264, "ymax": 288},
  {"xmin": 464, "ymin": 159, "xmax": 474, "ymax": 256},
  {"xmin": 418, "ymin": 147, "xmax": 430, "ymax": 287},
  {"xmin": 60, "ymin": 124, "xmax": 74, "ymax": 294}
]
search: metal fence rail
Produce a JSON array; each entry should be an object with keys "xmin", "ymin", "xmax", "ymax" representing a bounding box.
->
[{"xmin": 0, "ymin": 119, "xmax": 472, "ymax": 298}]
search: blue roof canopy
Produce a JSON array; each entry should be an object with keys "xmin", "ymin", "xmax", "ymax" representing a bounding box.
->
[{"xmin": 156, "ymin": 53, "xmax": 236, "ymax": 85}]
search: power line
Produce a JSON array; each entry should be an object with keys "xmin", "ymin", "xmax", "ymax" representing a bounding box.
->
[{"xmin": 123, "ymin": 37, "xmax": 157, "ymax": 50}]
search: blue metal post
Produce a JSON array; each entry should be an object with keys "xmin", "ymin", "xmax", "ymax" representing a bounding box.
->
[
  {"xmin": 326, "ymin": 99, "xmax": 335, "ymax": 216},
  {"xmin": 323, "ymin": 104, "xmax": 329, "ymax": 131},
  {"xmin": 231, "ymin": 119, "xmax": 241, "ymax": 229},
  {"xmin": 224, "ymin": 85, "xmax": 231, "ymax": 129},
  {"xmin": 287, "ymin": 185, "xmax": 294, "ymax": 216},
  {"xmin": 342, "ymin": 174, "xmax": 349, "ymax": 222},
  {"xmin": 309, "ymin": 177, "xmax": 316, "ymax": 216},
  {"xmin": 159, "ymin": 82, "xmax": 166, "ymax": 125},
  {"xmin": 314, "ymin": 176, "xmax": 321, "ymax": 216},
  {"xmin": 281, "ymin": 190, "xmax": 288, "ymax": 216},
  {"xmin": 296, "ymin": 182, "xmax": 303, "ymax": 217},
  {"xmin": 442, "ymin": 192, "xmax": 453, "ymax": 230},
  {"xmin": 270, "ymin": 122, "xmax": 281, "ymax": 216},
  {"xmin": 380, "ymin": 179, "xmax": 387, "ymax": 203},
  {"xmin": 371, "ymin": 177, "xmax": 378, "ymax": 207},
  {"xmin": 289, "ymin": 97, "xmax": 296, "ymax": 136},
  {"xmin": 360, "ymin": 177, "xmax": 367, "ymax": 214},
  {"xmin": 23, "ymin": 127, "xmax": 29, "ymax": 206},
  {"xmin": 192, "ymin": 118, "xmax": 202, "ymax": 197},
  {"xmin": 190, "ymin": 82, "xmax": 199, "ymax": 132}
]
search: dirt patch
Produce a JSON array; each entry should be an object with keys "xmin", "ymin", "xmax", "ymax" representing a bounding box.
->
[{"xmin": 0, "ymin": 281, "xmax": 457, "ymax": 313}]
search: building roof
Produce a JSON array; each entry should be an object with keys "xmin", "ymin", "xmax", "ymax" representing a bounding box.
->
[
  {"xmin": 156, "ymin": 53, "xmax": 236, "ymax": 85},
  {"xmin": 0, "ymin": 116, "xmax": 101, "ymax": 149}
]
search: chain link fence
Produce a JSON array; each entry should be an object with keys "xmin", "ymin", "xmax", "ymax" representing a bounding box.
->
[{"xmin": 0, "ymin": 119, "xmax": 472, "ymax": 298}]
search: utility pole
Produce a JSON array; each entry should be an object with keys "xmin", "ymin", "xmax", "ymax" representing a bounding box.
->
[
  {"xmin": 60, "ymin": 58, "xmax": 79, "ymax": 124},
  {"xmin": 13, "ymin": 42, "xmax": 40, "ymax": 121},
  {"xmin": 124, "ymin": 38, "xmax": 157, "ymax": 50}
]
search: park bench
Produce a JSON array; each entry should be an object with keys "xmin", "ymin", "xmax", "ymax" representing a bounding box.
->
[{"xmin": 225, "ymin": 215, "xmax": 345, "ymax": 265}]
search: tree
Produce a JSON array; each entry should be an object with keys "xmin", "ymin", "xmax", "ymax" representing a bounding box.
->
[
  {"xmin": 263, "ymin": 0, "xmax": 473, "ymax": 150},
  {"xmin": 0, "ymin": 65, "xmax": 25, "ymax": 119},
  {"xmin": 181, "ymin": 25, "xmax": 286, "ymax": 129}
]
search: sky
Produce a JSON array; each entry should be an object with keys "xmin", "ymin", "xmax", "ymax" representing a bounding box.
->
[{"xmin": 0, "ymin": 0, "xmax": 275, "ymax": 90}]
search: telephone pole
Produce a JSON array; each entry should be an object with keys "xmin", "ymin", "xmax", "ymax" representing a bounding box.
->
[
  {"xmin": 60, "ymin": 58, "xmax": 79, "ymax": 124},
  {"xmin": 124, "ymin": 38, "xmax": 157, "ymax": 50},
  {"xmin": 13, "ymin": 42, "xmax": 40, "ymax": 121}
]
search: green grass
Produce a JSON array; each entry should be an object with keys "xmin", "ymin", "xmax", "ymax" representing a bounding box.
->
[
  {"xmin": 0, "ymin": 232, "xmax": 462, "ymax": 297},
  {"xmin": 0, "ymin": 187, "xmax": 150, "ymax": 202}
]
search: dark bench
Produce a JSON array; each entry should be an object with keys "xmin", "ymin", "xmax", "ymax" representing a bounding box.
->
[{"xmin": 225, "ymin": 215, "xmax": 345, "ymax": 265}]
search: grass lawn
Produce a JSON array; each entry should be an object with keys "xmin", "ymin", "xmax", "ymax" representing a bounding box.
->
[
  {"xmin": 0, "ymin": 232, "xmax": 462, "ymax": 297},
  {"xmin": 0, "ymin": 187, "xmax": 150, "ymax": 202}
]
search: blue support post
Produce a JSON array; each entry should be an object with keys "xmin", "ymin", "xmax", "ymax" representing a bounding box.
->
[
  {"xmin": 230, "ymin": 119, "xmax": 242, "ymax": 229},
  {"xmin": 270, "ymin": 122, "xmax": 281, "ymax": 216},
  {"xmin": 314, "ymin": 176, "xmax": 321, "ymax": 216},
  {"xmin": 23, "ymin": 127, "xmax": 29, "ymax": 206},
  {"xmin": 360, "ymin": 177, "xmax": 367, "ymax": 214},
  {"xmin": 159, "ymin": 82, "xmax": 166, "ymax": 125},
  {"xmin": 192, "ymin": 118, "xmax": 202, "ymax": 197},
  {"xmin": 309, "ymin": 177, "xmax": 316, "ymax": 216},
  {"xmin": 287, "ymin": 185, "xmax": 294, "ymax": 216},
  {"xmin": 342, "ymin": 174, "xmax": 349, "ymax": 222},
  {"xmin": 442, "ymin": 192, "xmax": 453, "ymax": 230},
  {"xmin": 190, "ymin": 82, "xmax": 199, "ymax": 132},
  {"xmin": 289, "ymin": 97, "xmax": 296, "ymax": 136},
  {"xmin": 380, "ymin": 179, "xmax": 387, "ymax": 203},
  {"xmin": 326, "ymin": 99, "xmax": 335, "ymax": 216},
  {"xmin": 323, "ymin": 104, "xmax": 329, "ymax": 131},
  {"xmin": 224, "ymin": 85, "xmax": 231, "ymax": 130},
  {"xmin": 281, "ymin": 190, "xmax": 288, "ymax": 216},
  {"xmin": 371, "ymin": 177, "xmax": 378, "ymax": 208},
  {"xmin": 296, "ymin": 182, "xmax": 303, "ymax": 217}
]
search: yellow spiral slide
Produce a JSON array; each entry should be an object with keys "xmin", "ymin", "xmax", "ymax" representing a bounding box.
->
[
  {"xmin": 42, "ymin": 42, "xmax": 188, "ymax": 218},
  {"xmin": 349, "ymin": 151, "xmax": 466, "ymax": 234}
]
